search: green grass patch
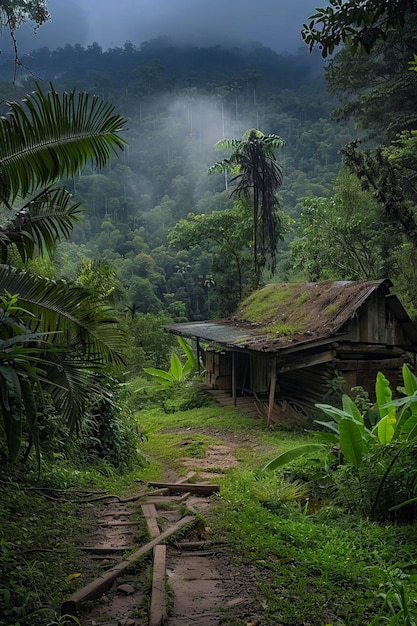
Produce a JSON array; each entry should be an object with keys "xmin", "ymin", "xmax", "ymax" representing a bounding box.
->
[
  {"xmin": 137, "ymin": 406, "xmax": 313, "ymax": 474},
  {"xmin": 209, "ymin": 469, "xmax": 417, "ymax": 625},
  {"xmin": 264, "ymin": 321, "xmax": 302, "ymax": 336},
  {"xmin": 6, "ymin": 393, "xmax": 417, "ymax": 626},
  {"xmin": 325, "ymin": 301, "xmax": 341, "ymax": 316}
]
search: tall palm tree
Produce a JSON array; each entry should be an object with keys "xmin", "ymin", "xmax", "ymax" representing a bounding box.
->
[
  {"xmin": 208, "ymin": 129, "xmax": 284, "ymax": 286},
  {"xmin": 0, "ymin": 84, "xmax": 127, "ymax": 462}
]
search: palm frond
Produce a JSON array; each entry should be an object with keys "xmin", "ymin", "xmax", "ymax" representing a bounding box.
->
[
  {"xmin": 42, "ymin": 358, "xmax": 112, "ymax": 433},
  {"xmin": 0, "ymin": 187, "xmax": 83, "ymax": 262},
  {"xmin": 0, "ymin": 84, "xmax": 126, "ymax": 205},
  {"xmin": 0, "ymin": 265, "xmax": 126, "ymax": 366}
]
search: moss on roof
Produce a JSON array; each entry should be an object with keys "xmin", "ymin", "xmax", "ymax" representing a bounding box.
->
[
  {"xmin": 237, "ymin": 283, "xmax": 314, "ymax": 336},
  {"xmin": 231, "ymin": 280, "xmax": 387, "ymax": 340}
]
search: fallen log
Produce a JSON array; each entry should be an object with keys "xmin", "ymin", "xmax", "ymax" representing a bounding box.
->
[{"xmin": 62, "ymin": 515, "xmax": 194, "ymax": 618}]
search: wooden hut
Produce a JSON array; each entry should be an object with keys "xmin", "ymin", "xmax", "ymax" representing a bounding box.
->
[{"xmin": 165, "ymin": 280, "xmax": 417, "ymax": 423}]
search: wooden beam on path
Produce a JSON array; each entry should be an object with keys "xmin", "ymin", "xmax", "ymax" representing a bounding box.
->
[
  {"xmin": 149, "ymin": 545, "xmax": 167, "ymax": 626},
  {"xmin": 61, "ymin": 515, "xmax": 194, "ymax": 618},
  {"xmin": 141, "ymin": 503, "xmax": 160, "ymax": 539},
  {"xmin": 145, "ymin": 494, "xmax": 190, "ymax": 504},
  {"xmin": 147, "ymin": 482, "xmax": 219, "ymax": 495}
]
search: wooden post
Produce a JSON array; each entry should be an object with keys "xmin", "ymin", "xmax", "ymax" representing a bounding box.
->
[
  {"xmin": 267, "ymin": 357, "xmax": 277, "ymax": 425},
  {"xmin": 232, "ymin": 351, "xmax": 237, "ymax": 406},
  {"xmin": 196, "ymin": 337, "xmax": 201, "ymax": 374}
]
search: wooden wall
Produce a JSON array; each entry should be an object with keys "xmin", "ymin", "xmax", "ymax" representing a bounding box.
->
[{"xmin": 346, "ymin": 291, "xmax": 408, "ymax": 346}]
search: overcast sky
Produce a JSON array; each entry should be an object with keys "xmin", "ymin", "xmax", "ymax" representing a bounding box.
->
[{"xmin": 14, "ymin": 0, "xmax": 322, "ymax": 54}]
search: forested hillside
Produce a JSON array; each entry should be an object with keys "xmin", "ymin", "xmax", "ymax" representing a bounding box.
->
[
  {"xmin": 4, "ymin": 5, "xmax": 417, "ymax": 624},
  {"xmin": 0, "ymin": 40, "xmax": 354, "ymax": 321},
  {"xmin": 3, "ymin": 28, "xmax": 415, "ymax": 328}
]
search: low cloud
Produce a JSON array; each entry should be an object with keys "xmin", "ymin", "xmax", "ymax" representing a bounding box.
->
[{"xmin": 12, "ymin": 0, "xmax": 319, "ymax": 54}]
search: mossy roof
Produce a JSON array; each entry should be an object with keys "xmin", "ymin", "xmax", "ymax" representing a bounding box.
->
[{"xmin": 165, "ymin": 279, "xmax": 416, "ymax": 353}]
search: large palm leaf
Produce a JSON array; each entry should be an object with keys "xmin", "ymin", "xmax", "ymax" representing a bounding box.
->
[
  {"xmin": 0, "ymin": 186, "xmax": 83, "ymax": 262},
  {"xmin": 41, "ymin": 357, "xmax": 114, "ymax": 434},
  {"xmin": 0, "ymin": 265, "xmax": 126, "ymax": 366},
  {"xmin": 0, "ymin": 84, "xmax": 126, "ymax": 206},
  {"xmin": 0, "ymin": 266, "xmax": 127, "ymax": 450},
  {"xmin": 0, "ymin": 85, "xmax": 127, "ymax": 462}
]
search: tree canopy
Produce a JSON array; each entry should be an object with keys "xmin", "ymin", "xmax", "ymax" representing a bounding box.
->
[
  {"xmin": 325, "ymin": 14, "xmax": 417, "ymax": 142},
  {"xmin": 302, "ymin": 0, "xmax": 417, "ymax": 58},
  {"xmin": 208, "ymin": 129, "xmax": 284, "ymax": 286}
]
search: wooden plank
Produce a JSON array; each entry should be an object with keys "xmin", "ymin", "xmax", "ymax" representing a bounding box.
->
[
  {"xmin": 141, "ymin": 504, "xmax": 160, "ymax": 539},
  {"xmin": 147, "ymin": 482, "xmax": 219, "ymax": 495},
  {"xmin": 147, "ymin": 488, "xmax": 169, "ymax": 496},
  {"xmin": 141, "ymin": 503, "xmax": 158, "ymax": 517},
  {"xmin": 175, "ymin": 541, "xmax": 211, "ymax": 550},
  {"xmin": 149, "ymin": 545, "xmax": 167, "ymax": 626},
  {"xmin": 336, "ymin": 342, "xmax": 404, "ymax": 354},
  {"xmin": 62, "ymin": 515, "xmax": 194, "ymax": 617},
  {"xmin": 276, "ymin": 349, "xmax": 336, "ymax": 373},
  {"xmin": 146, "ymin": 495, "xmax": 189, "ymax": 504},
  {"xmin": 99, "ymin": 521, "xmax": 138, "ymax": 527},
  {"xmin": 337, "ymin": 358, "xmax": 406, "ymax": 370},
  {"xmin": 78, "ymin": 545, "xmax": 134, "ymax": 553}
]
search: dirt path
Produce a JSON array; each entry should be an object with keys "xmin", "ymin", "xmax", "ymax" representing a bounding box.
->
[{"xmin": 71, "ymin": 435, "xmax": 263, "ymax": 626}]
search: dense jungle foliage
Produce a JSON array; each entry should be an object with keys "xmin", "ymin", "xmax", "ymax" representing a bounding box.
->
[
  {"xmin": 0, "ymin": 39, "xmax": 353, "ymax": 323},
  {"xmin": 3, "ymin": 2, "xmax": 417, "ymax": 624},
  {"xmin": 0, "ymin": 0, "xmax": 416, "ymax": 484},
  {"xmin": 0, "ymin": 23, "xmax": 411, "ymax": 325}
]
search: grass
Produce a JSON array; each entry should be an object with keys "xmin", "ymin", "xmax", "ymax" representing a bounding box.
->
[
  {"xmin": 209, "ymin": 470, "xmax": 417, "ymax": 625},
  {"xmin": 3, "ymin": 394, "xmax": 417, "ymax": 625},
  {"xmin": 138, "ymin": 405, "xmax": 311, "ymax": 477},
  {"xmin": 0, "ymin": 474, "xmax": 89, "ymax": 625},
  {"xmin": 137, "ymin": 402, "xmax": 417, "ymax": 626},
  {"xmin": 239, "ymin": 284, "xmax": 294, "ymax": 322}
]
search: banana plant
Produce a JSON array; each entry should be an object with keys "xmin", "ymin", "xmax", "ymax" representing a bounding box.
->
[
  {"xmin": 261, "ymin": 392, "xmax": 377, "ymax": 472},
  {"xmin": 143, "ymin": 336, "xmax": 199, "ymax": 387},
  {"xmin": 262, "ymin": 369, "xmax": 417, "ymax": 473},
  {"xmin": 387, "ymin": 365, "xmax": 417, "ymax": 442},
  {"xmin": 261, "ymin": 365, "xmax": 417, "ymax": 519}
]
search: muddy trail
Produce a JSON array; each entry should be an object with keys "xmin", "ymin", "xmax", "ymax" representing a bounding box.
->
[{"xmin": 64, "ymin": 440, "xmax": 263, "ymax": 626}]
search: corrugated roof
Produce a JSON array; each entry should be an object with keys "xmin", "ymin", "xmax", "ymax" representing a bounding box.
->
[{"xmin": 165, "ymin": 279, "xmax": 417, "ymax": 353}]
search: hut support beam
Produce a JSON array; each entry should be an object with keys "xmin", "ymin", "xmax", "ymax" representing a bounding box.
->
[
  {"xmin": 268, "ymin": 358, "xmax": 277, "ymax": 425},
  {"xmin": 196, "ymin": 337, "xmax": 201, "ymax": 374},
  {"xmin": 232, "ymin": 351, "xmax": 237, "ymax": 406}
]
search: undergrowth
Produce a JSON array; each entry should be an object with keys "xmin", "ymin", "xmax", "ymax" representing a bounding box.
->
[
  {"xmin": 209, "ymin": 469, "xmax": 417, "ymax": 625},
  {"xmin": 4, "ymin": 381, "xmax": 417, "ymax": 626}
]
